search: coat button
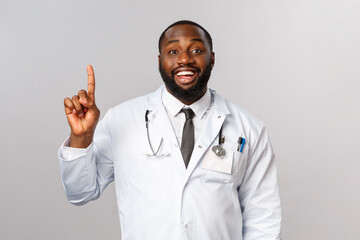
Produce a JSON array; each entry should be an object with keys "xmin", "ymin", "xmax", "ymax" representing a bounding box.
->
[{"xmin": 198, "ymin": 145, "xmax": 202, "ymax": 149}]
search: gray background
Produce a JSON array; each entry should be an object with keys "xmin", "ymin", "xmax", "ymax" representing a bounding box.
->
[{"xmin": 1, "ymin": 0, "xmax": 359, "ymax": 239}]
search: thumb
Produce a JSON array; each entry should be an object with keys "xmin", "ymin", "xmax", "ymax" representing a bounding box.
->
[
  {"xmin": 79, "ymin": 97, "xmax": 97, "ymax": 110},
  {"xmin": 79, "ymin": 97, "xmax": 100, "ymax": 117}
]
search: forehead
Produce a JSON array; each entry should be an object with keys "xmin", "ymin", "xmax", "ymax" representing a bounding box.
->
[{"xmin": 163, "ymin": 24, "xmax": 208, "ymax": 46}]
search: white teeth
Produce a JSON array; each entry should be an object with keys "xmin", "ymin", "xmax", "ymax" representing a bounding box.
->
[{"xmin": 176, "ymin": 71, "xmax": 195, "ymax": 76}]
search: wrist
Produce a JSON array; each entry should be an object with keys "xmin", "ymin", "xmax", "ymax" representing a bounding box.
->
[{"xmin": 69, "ymin": 132, "xmax": 94, "ymax": 148}]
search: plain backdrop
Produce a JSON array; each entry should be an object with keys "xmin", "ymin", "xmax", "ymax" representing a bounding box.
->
[{"xmin": 1, "ymin": 0, "xmax": 359, "ymax": 239}]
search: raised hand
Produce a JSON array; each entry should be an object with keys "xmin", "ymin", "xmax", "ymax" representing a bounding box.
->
[{"xmin": 64, "ymin": 65, "xmax": 100, "ymax": 148}]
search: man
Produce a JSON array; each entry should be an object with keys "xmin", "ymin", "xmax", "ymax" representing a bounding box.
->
[{"xmin": 59, "ymin": 20, "xmax": 281, "ymax": 239}]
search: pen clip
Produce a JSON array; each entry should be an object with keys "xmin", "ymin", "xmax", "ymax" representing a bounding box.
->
[{"xmin": 237, "ymin": 137, "xmax": 245, "ymax": 152}]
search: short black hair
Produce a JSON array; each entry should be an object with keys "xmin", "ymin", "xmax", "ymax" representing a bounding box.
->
[{"xmin": 158, "ymin": 20, "xmax": 213, "ymax": 53}]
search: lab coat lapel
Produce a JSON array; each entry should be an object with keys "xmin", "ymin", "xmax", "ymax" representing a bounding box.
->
[
  {"xmin": 145, "ymin": 86, "xmax": 184, "ymax": 167},
  {"xmin": 185, "ymin": 91, "xmax": 230, "ymax": 181}
]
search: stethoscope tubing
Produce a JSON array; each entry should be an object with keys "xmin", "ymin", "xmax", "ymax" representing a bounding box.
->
[
  {"xmin": 145, "ymin": 110, "xmax": 164, "ymax": 157},
  {"xmin": 145, "ymin": 110, "xmax": 236, "ymax": 158}
]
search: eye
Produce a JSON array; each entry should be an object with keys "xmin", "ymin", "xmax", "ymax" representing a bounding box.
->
[
  {"xmin": 191, "ymin": 49, "xmax": 203, "ymax": 54},
  {"xmin": 168, "ymin": 50, "xmax": 178, "ymax": 55}
]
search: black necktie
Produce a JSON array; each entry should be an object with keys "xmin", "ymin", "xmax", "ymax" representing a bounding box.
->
[{"xmin": 180, "ymin": 108, "xmax": 195, "ymax": 168}]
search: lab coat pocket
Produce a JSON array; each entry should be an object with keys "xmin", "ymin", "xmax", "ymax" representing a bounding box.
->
[
  {"xmin": 201, "ymin": 141, "xmax": 243, "ymax": 183},
  {"xmin": 201, "ymin": 142, "xmax": 246, "ymax": 183}
]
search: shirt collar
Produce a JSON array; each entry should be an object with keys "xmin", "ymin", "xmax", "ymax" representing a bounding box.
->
[{"xmin": 161, "ymin": 86, "xmax": 212, "ymax": 119}]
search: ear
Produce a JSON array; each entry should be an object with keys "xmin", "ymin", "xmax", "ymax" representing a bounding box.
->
[
  {"xmin": 158, "ymin": 54, "xmax": 160, "ymax": 66},
  {"xmin": 211, "ymin": 52, "xmax": 215, "ymax": 69}
]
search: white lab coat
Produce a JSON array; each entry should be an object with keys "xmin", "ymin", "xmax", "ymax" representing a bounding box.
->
[{"xmin": 58, "ymin": 85, "xmax": 281, "ymax": 240}]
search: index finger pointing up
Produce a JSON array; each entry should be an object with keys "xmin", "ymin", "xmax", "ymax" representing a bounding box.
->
[{"xmin": 87, "ymin": 65, "xmax": 95, "ymax": 99}]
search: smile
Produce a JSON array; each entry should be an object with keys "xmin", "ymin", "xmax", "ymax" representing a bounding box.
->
[
  {"xmin": 176, "ymin": 70, "xmax": 195, "ymax": 76},
  {"xmin": 175, "ymin": 71, "xmax": 198, "ymax": 84},
  {"xmin": 173, "ymin": 69, "xmax": 199, "ymax": 85}
]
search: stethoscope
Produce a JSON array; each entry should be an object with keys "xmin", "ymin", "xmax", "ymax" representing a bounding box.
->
[
  {"xmin": 211, "ymin": 126, "xmax": 226, "ymax": 157},
  {"xmin": 145, "ymin": 109, "xmax": 227, "ymax": 158},
  {"xmin": 145, "ymin": 110, "xmax": 166, "ymax": 157}
]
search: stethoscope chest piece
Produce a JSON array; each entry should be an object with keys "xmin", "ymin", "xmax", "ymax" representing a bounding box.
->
[
  {"xmin": 212, "ymin": 145, "xmax": 226, "ymax": 157},
  {"xmin": 212, "ymin": 126, "xmax": 226, "ymax": 157}
]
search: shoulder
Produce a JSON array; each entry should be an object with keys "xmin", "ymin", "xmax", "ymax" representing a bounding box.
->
[
  {"xmin": 110, "ymin": 94, "xmax": 149, "ymax": 113},
  {"xmin": 105, "ymin": 86, "xmax": 162, "ymax": 118},
  {"xmin": 212, "ymin": 91, "xmax": 271, "ymax": 155},
  {"xmin": 213, "ymin": 91, "xmax": 264, "ymax": 130}
]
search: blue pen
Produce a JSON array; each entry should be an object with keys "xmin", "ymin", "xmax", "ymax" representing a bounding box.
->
[{"xmin": 240, "ymin": 138, "xmax": 246, "ymax": 153}]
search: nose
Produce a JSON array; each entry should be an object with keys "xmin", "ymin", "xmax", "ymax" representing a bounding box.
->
[{"xmin": 177, "ymin": 51, "xmax": 194, "ymax": 65}]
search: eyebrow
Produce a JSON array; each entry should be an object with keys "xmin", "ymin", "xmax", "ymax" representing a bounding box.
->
[
  {"xmin": 190, "ymin": 38, "xmax": 204, "ymax": 43},
  {"xmin": 166, "ymin": 38, "xmax": 204, "ymax": 45}
]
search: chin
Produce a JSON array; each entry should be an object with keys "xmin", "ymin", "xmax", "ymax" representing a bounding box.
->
[
  {"xmin": 175, "ymin": 81, "xmax": 198, "ymax": 90},
  {"xmin": 159, "ymin": 62, "xmax": 212, "ymax": 103}
]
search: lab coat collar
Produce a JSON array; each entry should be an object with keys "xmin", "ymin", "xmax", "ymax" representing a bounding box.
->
[
  {"xmin": 208, "ymin": 89, "xmax": 230, "ymax": 115},
  {"xmin": 145, "ymin": 85, "xmax": 164, "ymax": 113}
]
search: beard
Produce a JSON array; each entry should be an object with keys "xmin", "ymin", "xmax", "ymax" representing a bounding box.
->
[{"xmin": 159, "ymin": 62, "xmax": 213, "ymax": 103}]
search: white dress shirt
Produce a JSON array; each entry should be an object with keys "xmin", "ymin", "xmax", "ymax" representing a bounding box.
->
[{"xmin": 161, "ymin": 87, "xmax": 212, "ymax": 148}]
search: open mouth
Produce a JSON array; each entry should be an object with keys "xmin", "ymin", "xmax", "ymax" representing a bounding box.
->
[{"xmin": 174, "ymin": 69, "xmax": 198, "ymax": 85}]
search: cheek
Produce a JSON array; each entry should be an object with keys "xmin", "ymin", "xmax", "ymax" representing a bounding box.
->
[
  {"xmin": 161, "ymin": 57, "xmax": 176, "ymax": 71},
  {"xmin": 196, "ymin": 55, "xmax": 211, "ymax": 66}
]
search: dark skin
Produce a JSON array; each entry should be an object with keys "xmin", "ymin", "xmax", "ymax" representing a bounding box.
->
[
  {"xmin": 159, "ymin": 24, "xmax": 215, "ymax": 105},
  {"xmin": 64, "ymin": 65, "xmax": 100, "ymax": 148},
  {"xmin": 64, "ymin": 24, "xmax": 215, "ymax": 148}
]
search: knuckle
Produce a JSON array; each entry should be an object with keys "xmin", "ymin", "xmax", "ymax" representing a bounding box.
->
[
  {"xmin": 64, "ymin": 98, "xmax": 70, "ymax": 107},
  {"xmin": 72, "ymin": 95, "xmax": 79, "ymax": 100},
  {"xmin": 78, "ymin": 89, "xmax": 86, "ymax": 95}
]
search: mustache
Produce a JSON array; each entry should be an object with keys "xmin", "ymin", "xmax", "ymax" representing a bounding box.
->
[{"xmin": 170, "ymin": 65, "xmax": 201, "ymax": 76}]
